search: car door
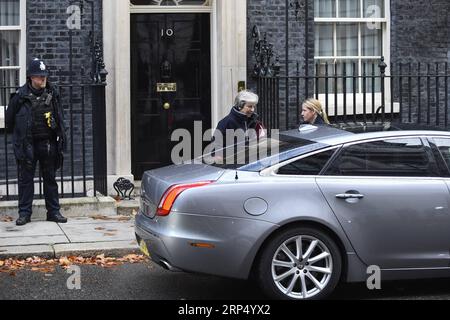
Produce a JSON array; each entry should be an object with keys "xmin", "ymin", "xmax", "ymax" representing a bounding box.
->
[
  {"xmin": 316, "ymin": 137, "xmax": 450, "ymax": 269},
  {"xmin": 429, "ymin": 137, "xmax": 450, "ymax": 193}
]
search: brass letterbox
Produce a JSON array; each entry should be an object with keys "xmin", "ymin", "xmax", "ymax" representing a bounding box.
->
[{"xmin": 157, "ymin": 83, "xmax": 177, "ymax": 92}]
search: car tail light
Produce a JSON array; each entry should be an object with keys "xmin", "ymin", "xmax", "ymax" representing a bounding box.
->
[{"xmin": 156, "ymin": 181, "xmax": 214, "ymax": 216}]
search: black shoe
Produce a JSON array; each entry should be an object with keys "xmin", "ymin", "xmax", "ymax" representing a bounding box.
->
[
  {"xmin": 16, "ymin": 216, "xmax": 31, "ymax": 226},
  {"xmin": 47, "ymin": 213, "xmax": 68, "ymax": 223}
]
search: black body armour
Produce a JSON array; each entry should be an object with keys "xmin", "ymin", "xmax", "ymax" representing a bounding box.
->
[{"xmin": 29, "ymin": 92, "xmax": 54, "ymax": 141}]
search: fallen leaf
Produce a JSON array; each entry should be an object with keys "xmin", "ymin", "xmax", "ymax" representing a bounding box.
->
[
  {"xmin": 0, "ymin": 216, "xmax": 14, "ymax": 222},
  {"xmin": 33, "ymin": 267, "xmax": 55, "ymax": 273},
  {"xmin": 103, "ymin": 232, "xmax": 116, "ymax": 236},
  {"xmin": 59, "ymin": 257, "xmax": 71, "ymax": 267},
  {"xmin": 0, "ymin": 254, "xmax": 147, "ymax": 274},
  {"xmin": 90, "ymin": 215, "xmax": 114, "ymax": 221},
  {"xmin": 16, "ymin": 260, "xmax": 25, "ymax": 266},
  {"xmin": 74, "ymin": 257, "xmax": 85, "ymax": 263}
]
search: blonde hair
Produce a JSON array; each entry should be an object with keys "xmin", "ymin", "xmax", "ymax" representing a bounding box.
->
[{"xmin": 302, "ymin": 98, "xmax": 330, "ymax": 124}]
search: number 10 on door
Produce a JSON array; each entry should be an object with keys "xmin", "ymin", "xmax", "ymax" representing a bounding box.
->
[{"xmin": 161, "ymin": 29, "xmax": 174, "ymax": 37}]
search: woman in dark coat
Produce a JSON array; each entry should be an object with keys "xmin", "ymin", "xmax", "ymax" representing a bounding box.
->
[
  {"xmin": 215, "ymin": 90, "xmax": 265, "ymax": 147},
  {"xmin": 301, "ymin": 98, "xmax": 330, "ymax": 125}
]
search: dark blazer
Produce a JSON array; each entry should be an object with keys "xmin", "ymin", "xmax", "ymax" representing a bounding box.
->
[
  {"xmin": 216, "ymin": 107, "xmax": 259, "ymax": 136},
  {"xmin": 301, "ymin": 114, "xmax": 328, "ymax": 126},
  {"xmin": 214, "ymin": 107, "xmax": 262, "ymax": 149},
  {"xmin": 5, "ymin": 81, "xmax": 67, "ymax": 169}
]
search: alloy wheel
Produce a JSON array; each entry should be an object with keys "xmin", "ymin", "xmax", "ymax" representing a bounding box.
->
[{"xmin": 271, "ymin": 235, "xmax": 333, "ymax": 299}]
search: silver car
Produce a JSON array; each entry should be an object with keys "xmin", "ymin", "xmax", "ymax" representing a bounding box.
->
[{"xmin": 135, "ymin": 126, "xmax": 450, "ymax": 300}]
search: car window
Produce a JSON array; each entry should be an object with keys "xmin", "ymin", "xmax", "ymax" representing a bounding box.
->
[
  {"xmin": 277, "ymin": 149, "xmax": 336, "ymax": 175},
  {"xmin": 430, "ymin": 138, "xmax": 450, "ymax": 172},
  {"xmin": 203, "ymin": 135, "xmax": 316, "ymax": 170},
  {"xmin": 324, "ymin": 138, "xmax": 439, "ymax": 177}
]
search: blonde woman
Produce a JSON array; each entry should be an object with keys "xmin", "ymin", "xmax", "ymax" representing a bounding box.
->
[{"xmin": 301, "ymin": 98, "xmax": 330, "ymax": 125}]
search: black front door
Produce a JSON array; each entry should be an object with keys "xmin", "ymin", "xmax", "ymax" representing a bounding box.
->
[{"xmin": 131, "ymin": 13, "xmax": 211, "ymax": 179}]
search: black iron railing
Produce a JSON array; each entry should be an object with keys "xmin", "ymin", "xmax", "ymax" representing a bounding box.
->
[
  {"xmin": 0, "ymin": 80, "xmax": 107, "ymax": 201},
  {"xmin": 0, "ymin": 0, "xmax": 107, "ymax": 202},
  {"xmin": 256, "ymin": 58, "xmax": 450, "ymax": 132}
]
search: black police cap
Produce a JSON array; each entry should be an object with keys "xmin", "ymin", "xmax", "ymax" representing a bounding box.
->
[{"xmin": 27, "ymin": 58, "xmax": 49, "ymax": 77}]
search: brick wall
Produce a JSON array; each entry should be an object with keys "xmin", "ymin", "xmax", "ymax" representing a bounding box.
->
[
  {"xmin": 246, "ymin": 0, "xmax": 450, "ymax": 129},
  {"xmin": 390, "ymin": 0, "xmax": 450, "ymax": 125},
  {"xmin": 0, "ymin": 0, "xmax": 103, "ymax": 192},
  {"xmin": 247, "ymin": 0, "xmax": 315, "ymax": 130},
  {"xmin": 28, "ymin": 0, "xmax": 102, "ymax": 179}
]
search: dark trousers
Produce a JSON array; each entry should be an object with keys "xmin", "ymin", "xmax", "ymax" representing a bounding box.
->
[{"xmin": 17, "ymin": 139, "xmax": 61, "ymax": 218}]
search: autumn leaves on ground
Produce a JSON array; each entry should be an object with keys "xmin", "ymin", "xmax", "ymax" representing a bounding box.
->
[{"xmin": 0, "ymin": 254, "xmax": 148, "ymax": 276}]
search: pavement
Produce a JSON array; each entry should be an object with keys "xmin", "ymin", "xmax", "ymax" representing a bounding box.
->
[{"xmin": 0, "ymin": 215, "xmax": 139, "ymax": 259}]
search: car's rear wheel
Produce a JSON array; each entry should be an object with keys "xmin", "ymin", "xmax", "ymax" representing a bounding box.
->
[{"xmin": 256, "ymin": 227, "xmax": 342, "ymax": 300}]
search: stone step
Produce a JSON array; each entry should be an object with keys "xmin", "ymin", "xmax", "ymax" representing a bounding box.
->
[
  {"xmin": 116, "ymin": 198, "xmax": 140, "ymax": 216},
  {"xmin": 133, "ymin": 180, "xmax": 141, "ymax": 196},
  {"xmin": 0, "ymin": 196, "xmax": 117, "ymax": 221}
]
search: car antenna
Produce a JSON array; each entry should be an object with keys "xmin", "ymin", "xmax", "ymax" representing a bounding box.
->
[{"xmin": 235, "ymin": 170, "xmax": 239, "ymax": 181}]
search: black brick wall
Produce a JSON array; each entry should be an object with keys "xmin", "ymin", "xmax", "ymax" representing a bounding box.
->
[
  {"xmin": 247, "ymin": 0, "xmax": 315, "ymax": 79},
  {"xmin": 247, "ymin": 0, "xmax": 450, "ymax": 129},
  {"xmin": 247, "ymin": 0, "xmax": 315, "ymax": 130},
  {"xmin": 1, "ymin": 0, "xmax": 103, "ymax": 194},
  {"xmin": 390, "ymin": 0, "xmax": 450, "ymax": 125},
  {"xmin": 247, "ymin": 0, "xmax": 314, "ymax": 130},
  {"xmin": 391, "ymin": 0, "xmax": 450, "ymax": 65}
]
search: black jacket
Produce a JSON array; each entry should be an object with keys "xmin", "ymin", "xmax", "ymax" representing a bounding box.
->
[
  {"xmin": 5, "ymin": 81, "xmax": 67, "ymax": 169},
  {"xmin": 214, "ymin": 107, "xmax": 264, "ymax": 150},
  {"xmin": 216, "ymin": 107, "xmax": 259, "ymax": 136},
  {"xmin": 312, "ymin": 115, "xmax": 326, "ymax": 125},
  {"xmin": 301, "ymin": 115, "xmax": 327, "ymax": 126}
]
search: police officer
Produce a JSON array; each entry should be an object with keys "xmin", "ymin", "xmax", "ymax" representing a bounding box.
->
[{"xmin": 5, "ymin": 58, "xmax": 68, "ymax": 226}]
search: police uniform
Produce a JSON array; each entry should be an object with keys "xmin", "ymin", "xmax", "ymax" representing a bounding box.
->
[{"xmin": 5, "ymin": 58, "xmax": 68, "ymax": 226}]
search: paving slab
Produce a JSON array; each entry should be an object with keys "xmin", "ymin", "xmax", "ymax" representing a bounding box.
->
[
  {"xmin": 0, "ymin": 213, "xmax": 138, "ymax": 259},
  {"xmin": 0, "ymin": 235, "xmax": 69, "ymax": 247},
  {"xmin": 58, "ymin": 220, "xmax": 135, "ymax": 243},
  {"xmin": 62, "ymin": 216, "xmax": 134, "ymax": 225},
  {"xmin": 0, "ymin": 221, "xmax": 65, "ymax": 238}
]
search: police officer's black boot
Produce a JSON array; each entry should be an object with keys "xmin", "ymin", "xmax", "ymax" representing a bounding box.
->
[
  {"xmin": 16, "ymin": 216, "xmax": 31, "ymax": 226},
  {"xmin": 47, "ymin": 212, "xmax": 67, "ymax": 223}
]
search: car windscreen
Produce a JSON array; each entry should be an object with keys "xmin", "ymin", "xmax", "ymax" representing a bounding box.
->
[{"xmin": 198, "ymin": 134, "xmax": 323, "ymax": 170}]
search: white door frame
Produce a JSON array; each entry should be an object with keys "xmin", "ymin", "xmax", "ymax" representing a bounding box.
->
[{"xmin": 103, "ymin": 0, "xmax": 247, "ymax": 190}]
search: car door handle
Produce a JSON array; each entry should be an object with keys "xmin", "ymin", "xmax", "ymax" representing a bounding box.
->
[{"xmin": 336, "ymin": 193, "xmax": 365, "ymax": 199}]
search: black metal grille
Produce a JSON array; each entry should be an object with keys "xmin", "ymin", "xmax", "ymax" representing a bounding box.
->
[
  {"xmin": 0, "ymin": 81, "xmax": 107, "ymax": 201},
  {"xmin": 256, "ymin": 58, "xmax": 450, "ymax": 132},
  {"xmin": 0, "ymin": 0, "xmax": 107, "ymax": 202}
]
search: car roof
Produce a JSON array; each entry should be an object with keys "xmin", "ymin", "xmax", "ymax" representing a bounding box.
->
[{"xmin": 283, "ymin": 125, "xmax": 450, "ymax": 146}]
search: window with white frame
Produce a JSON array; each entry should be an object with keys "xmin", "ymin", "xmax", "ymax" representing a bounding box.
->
[
  {"xmin": 0, "ymin": 0, "xmax": 25, "ymax": 128},
  {"xmin": 314, "ymin": 0, "xmax": 391, "ymax": 115}
]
